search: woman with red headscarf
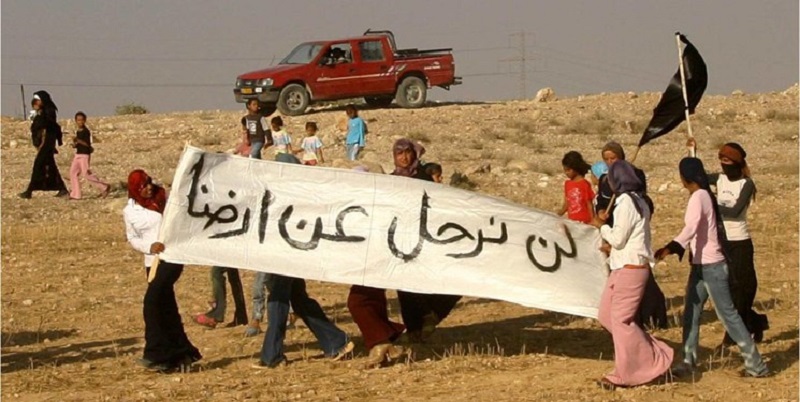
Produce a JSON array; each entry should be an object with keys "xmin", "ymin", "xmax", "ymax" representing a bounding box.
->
[{"xmin": 123, "ymin": 170, "xmax": 201, "ymax": 372}]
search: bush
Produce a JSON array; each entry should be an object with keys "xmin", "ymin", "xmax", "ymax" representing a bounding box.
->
[{"xmin": 115, "ymin": 102, "xmax": 149, "ymax": 115}]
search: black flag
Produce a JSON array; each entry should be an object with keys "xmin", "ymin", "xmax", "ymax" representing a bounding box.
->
[{"xmin": 638, "ymin": 34, "xmax": 708, "ymax": 147}]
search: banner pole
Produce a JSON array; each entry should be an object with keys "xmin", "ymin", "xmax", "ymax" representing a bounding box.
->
[{"xmin": 675, "ymin": 32, "xmax": 696, "ymax": 157}]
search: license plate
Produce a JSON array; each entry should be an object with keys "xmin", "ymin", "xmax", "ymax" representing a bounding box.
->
[{"xmin": 241, "ymin": 88, "xmax": 253, "ymax": 94}]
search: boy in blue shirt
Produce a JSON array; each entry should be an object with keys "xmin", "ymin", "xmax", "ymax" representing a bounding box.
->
[{"xmin": 345, "ymin": 104, "xmax": 367, "ymax": 160}]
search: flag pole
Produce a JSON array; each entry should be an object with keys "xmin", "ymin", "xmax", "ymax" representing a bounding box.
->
[{"xmin": 675, "ymin": 32, "xmax": 696, "ymax": 157}]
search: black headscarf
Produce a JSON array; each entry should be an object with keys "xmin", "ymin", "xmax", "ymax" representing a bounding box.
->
[
  {"xmin": 679, "ymin": 157, "xmax": 729, "ymax": 258},
  {"xmin": 33, "ymin": 90, "xmax": 58, "ymax": 121},
  {"xmin": 608, "ymin": 160, "xmax": 648, "ymax": 218},
  {"xmin": 32, "ymin": 90, "xmax": 62, "ymax": 147}
]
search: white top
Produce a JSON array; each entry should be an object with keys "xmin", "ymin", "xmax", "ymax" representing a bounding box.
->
[
  {"xmin": 123, "ymin": 198, "xmax": 162, "ymax": 267},
  {"xmin": 715, "ymin": 174, "xmax": 752, "ymax": 241},
  {"xmin": 600, "ymin": 193, "xmax": 654, "ymax": 270}
]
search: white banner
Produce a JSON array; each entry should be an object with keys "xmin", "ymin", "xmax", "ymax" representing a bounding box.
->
[{"xmin": 159, "ymin": 146, "xmax": 608, "ymax": 318}]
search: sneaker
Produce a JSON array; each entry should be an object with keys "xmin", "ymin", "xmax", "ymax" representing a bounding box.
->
[
  {"xmin": 331, "ymin": 341, "xmax": 355, "ymax": 361},
  {"xmin": 244, "ymin": 319, "xmax": 261, "ymax": 337},
  {"xmin": 193, "ymin": 313, "xmax": 219, "ymax": 328}
]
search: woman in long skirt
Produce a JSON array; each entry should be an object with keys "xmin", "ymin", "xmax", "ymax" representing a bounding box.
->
[{"xmin": 591, "ymin": 160, "xmax": 673, "ymax": 389}]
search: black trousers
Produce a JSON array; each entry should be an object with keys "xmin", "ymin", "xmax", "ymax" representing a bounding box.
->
[
  {"xmin": 723, "ymin": 238, "xmax": 768, "ymax": 343},
  {"xmin": 636, "ymin": 272, "xmax": 668, "ymax": 330},
  {"xmin": 143, "ymin": 261, "xmax": 202, "ymax": 365},
  {"xmin": 397, "ymin": 291, "xmax": 461, "ymax": 332}
]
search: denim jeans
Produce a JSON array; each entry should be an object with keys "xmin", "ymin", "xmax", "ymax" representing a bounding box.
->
[
  {"xmin": 346, "ymin": 144, "xmax": 361, "ymax": 161},
  {"xmin": 251, "ymin": 271, "xmax": 271, "ymax": 321},
  {"xmin": 682, "ymin": 261, "xmax": 768, "ymax": 376},
  {"xmin": 206, "ymin": 266, "xmax": 247, "ymax": 324},
  {"xmin": 250, "ymin": 141, "xmax": 264, "ymax": 159},
  {"xmin": 259, "ymin": 274, "xmax": 348, "ymax": 366}
]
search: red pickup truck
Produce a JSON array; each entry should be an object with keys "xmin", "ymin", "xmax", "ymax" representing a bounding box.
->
[{"xmin": 233, "ymin": 30, "xmax": 461, "ymax": 116}]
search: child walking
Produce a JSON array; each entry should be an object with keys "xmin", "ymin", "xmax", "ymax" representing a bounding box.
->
[
  {"xmin": 270, "ymin": 116, "xmax": 293, "ymax": 156},
  {"xmin": 557, "ymin": 151, "xmax": 595, "ymax": 224},
  {"xmin": 344, "ymin": 104, "xmax": 367, "ymax": 160},
  {"xmin": 69, "ymin": 112, "xmax": 109, "ymax": 200},
  {"xmin": 298, "ymin": 122, "xmax": 324, "ymax": 165}
]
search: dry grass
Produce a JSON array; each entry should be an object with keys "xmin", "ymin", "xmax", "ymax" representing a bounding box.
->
[{"xmin": 764, "ymin": 108, "xmax": 800, "ymax": 122}]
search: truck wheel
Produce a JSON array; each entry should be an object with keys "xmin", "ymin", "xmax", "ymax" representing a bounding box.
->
[
  {"xmin": 277, "ymin": 84, "xmax": 309, "ymax": 116},
  {"xmin": 395, "ymin": 76, "xmax": 427, "ymax": 108},
  {"xmin": 258, "ymin": 102, "xmax": 277, "ymax": 117},
  {"xmin": 364, "ymin": 96, "xmax": 393, "ymax": 108}
]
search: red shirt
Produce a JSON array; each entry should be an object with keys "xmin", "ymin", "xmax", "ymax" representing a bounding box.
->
[{"xmin": 564, "ymin": 179, "xmax": 595, "ymax": 224}]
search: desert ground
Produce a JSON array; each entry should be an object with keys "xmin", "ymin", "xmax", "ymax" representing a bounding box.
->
[{"xmin": 1, "ymin": 86, "xmax": 798, "ymax": 401}]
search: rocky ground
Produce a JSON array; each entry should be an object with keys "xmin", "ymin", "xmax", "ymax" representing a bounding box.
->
[{"xmin": 1, "ymin": 85, "xmax": 798, "ymax": 401}]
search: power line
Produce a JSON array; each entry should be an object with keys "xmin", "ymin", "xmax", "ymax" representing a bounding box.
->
[
  {"xmin": 1, "ymin": 55, "xmax": 270, "ymax": 62},
  {"xmin": 0, "ymin": 82, "xmax": 231, "ymax": 88}
]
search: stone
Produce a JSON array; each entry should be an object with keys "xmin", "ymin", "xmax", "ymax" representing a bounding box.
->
[
  {"xmin": 470, "ymin": 163, "xmax": 491, "ymax": 175},
  {"xmin": 535, "ymin": 87, "xmax": 556, "ymax": 102},
  {"xmin": 9, "ymin": 140, "xmax": 18, "ymax": 148},
  {"xmin": 22, "ymin": 299, "xmax": 33, "ymax": 306},
  {"xmin": 627, "ymin": 91, "xmax": 638, "ymax": 99},
  {"xmin": 731, "ymin": 89, "xmax": 745, "ymax": 96},
  {"xmin": 505, "ymin": 160, "xmax": 530, "ymax": 173}
]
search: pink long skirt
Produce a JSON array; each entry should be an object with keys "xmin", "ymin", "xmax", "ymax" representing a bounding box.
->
[{"xmin": 598, "ymin": 268, "xmax": 674, "ymax": 386}]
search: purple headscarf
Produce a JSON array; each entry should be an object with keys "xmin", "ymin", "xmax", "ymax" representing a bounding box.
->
[
  {"xmin": 608, "ymin": 160, "xmax": 648, "ymax": 217},
  {"xmin": 391, "ymin": 138, "xmax": 425, "ymax": 177}
]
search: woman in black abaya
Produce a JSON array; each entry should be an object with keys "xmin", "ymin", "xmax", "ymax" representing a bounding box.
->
[{"xmin": 19, "ymin": 90, "xmax": 68, "ymax": 199}]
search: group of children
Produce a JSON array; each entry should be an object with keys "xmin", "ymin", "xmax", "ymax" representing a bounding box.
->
[{"xmin": 236, "ymin": 99, "xmax": 372, "ymax": 164}]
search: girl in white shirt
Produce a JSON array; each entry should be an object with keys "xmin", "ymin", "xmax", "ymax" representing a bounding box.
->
[
  {"xmin": 124, "ymin": 170, "xmax": 201, "ymax": 372},
  {"xmin": 591, "ymin": 160, "xmax": 673, "ymax": 389}
]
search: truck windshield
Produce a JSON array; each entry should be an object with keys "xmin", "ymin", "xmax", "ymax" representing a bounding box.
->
[{"xmin": 280, "ymin": 43, "xmax": 324, "ymax": 65}]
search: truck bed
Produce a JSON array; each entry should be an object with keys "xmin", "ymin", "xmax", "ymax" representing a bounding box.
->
[{"xmin": 395, "ymin": 47, "xmax": 453, "ymax": 58}]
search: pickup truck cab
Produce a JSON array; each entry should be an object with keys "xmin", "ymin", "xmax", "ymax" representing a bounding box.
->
[{"xmin": 234, "ymin": 30, "xmax": 461, "ymax": 116}]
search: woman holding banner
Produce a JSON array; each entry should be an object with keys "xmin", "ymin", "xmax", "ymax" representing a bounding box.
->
[
  {"xmin": 124, "ymin": 170, "xmax": 202, "ymax": 372},
  {"xmin": 391, "ymin": 139, "xmax": 462, "ymax": 343},
  {"xmin": 591, "ymin": 160, "xmax": 673, "ymax": 389}
]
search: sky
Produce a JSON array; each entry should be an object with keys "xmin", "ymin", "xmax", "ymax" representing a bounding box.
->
[{"xmin": 2, "ymin": 0, "xmax": 797, "ymax": 117}]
